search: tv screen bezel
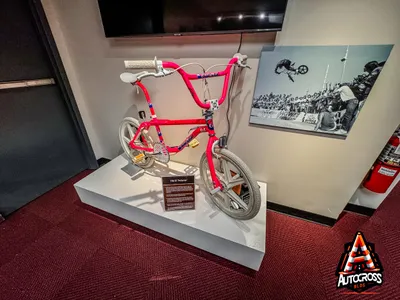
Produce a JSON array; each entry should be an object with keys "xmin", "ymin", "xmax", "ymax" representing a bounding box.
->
[
  {"xmin": 97, "ymin": 0, "xmax": 287, "ymax": 38},
  {"xmin": 106, "ymin": 28, "xmax": 282, "ymax": 38}
]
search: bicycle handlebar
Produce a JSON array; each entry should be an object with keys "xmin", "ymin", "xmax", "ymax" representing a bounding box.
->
[
  {"xmin": 124, "ymin": 54, "xmax": 248, "ymax": 72},
  {"xmin": 121, "ymin": 53, "xmax": 249, "ymax": 110}
]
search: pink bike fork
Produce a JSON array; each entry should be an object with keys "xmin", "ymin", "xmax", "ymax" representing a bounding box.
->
[{"xmin": 206, "ymin": 136, "xmax": 223, "ymax": 192}]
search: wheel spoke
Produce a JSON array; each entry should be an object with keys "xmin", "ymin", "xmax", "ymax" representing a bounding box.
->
[
  {"xmin": 231, "ymin": 173, "xmax": 241, "ymax": 180},
  {"xmin": 226, "ymin": 190, "xmax": 248, "ymax": 210},
  {"xmin": 123, "ymin": 136, "xmax": 131, "ymax": 144},
  {"xmin": 215, "ymin": 170, "xmax": 227, "ymax": 185},
  {"xmin": 127, "ymin": 125, "xmax": 134, "ymax": 139},
  {"xmin": 221, "ymin": 159, "xmax": 232, "ymax": 182},
  {"xmin": 221, "ymin": 193, "xmax": 232, "ymax": 208},
  {"xmin": 227, "ymin": 178, "xmax": 245, "ymax": 190}
]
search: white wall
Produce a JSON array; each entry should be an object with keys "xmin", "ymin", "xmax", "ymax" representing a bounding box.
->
[
  {"xmin": 41, "ymin": 0, "xmax": 103, "ymax": 157},
  {"xmin": 42, "ymin": 0, "xmax": 400, "ymax": 219}
]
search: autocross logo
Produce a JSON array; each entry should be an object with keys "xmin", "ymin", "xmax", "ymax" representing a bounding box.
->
[{"xmin": 336, "ymin": 232, "xmax": 383, "ymax": 293}]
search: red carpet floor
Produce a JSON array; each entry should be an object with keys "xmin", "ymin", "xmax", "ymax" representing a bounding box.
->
[{"xmin": 1, "ymin": 170, "xmax": 399, "ymax": 299}]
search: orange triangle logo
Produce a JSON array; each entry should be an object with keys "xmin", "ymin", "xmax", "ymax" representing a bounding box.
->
[
  {"xmin": 336, "ymin": 231, "xmax": 383, "ymax": 293},
  {"xmin": 340, "ymin": 232, "xmax": 379, "ymax": 274}
]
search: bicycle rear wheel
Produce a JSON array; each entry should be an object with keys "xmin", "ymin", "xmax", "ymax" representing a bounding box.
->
[
  {"xmin": 119, "ymin": 117, "xmax": 155, "ymax": 168},
  {"xmin": 199, "ymin": 148, "xmax": 261, "ymax": 220},
  {"xmin": 297, "ymin": 65, "xmax": 309, "ymax": 74}
]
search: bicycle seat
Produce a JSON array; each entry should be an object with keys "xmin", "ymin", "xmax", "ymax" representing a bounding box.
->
[{"xmin": 120, "ymin": 72, "xmax": 139, "ymax": 83}]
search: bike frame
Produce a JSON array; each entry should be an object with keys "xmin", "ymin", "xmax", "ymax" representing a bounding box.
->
[{"xmin": 128, "ymin": 57, "xmax": 239, "ymax": 190}]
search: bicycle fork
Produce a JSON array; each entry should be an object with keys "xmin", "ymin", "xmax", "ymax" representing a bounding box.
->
[
  {"xmin": 204, "ymin": 114, "xmax": 224, "ymax": 194},
  {"xmin": 206, "ymin": 137, "xmax": 223, "ymax": 194}
]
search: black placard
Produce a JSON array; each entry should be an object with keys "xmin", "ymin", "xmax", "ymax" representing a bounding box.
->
[{"xmin": 162, "ymin": 175, "xmax": 195, "ymax": 211}]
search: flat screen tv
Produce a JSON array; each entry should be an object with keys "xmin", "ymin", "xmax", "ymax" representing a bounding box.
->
[{"xmin": 98, "ymin": 0, "xmax": 288, "ymax": 37}]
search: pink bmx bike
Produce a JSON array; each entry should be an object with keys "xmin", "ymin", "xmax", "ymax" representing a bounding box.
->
[{"xmin": 119, "ymin": 54, "xmax": 261, "ymax": 220}]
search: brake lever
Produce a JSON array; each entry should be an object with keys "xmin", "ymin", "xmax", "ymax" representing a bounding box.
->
[
  {"xmin": 238, "ymin": 63, "xmax": 251, "ymax": 70},
  {"xmin": 136, "ymin": 69, "xmax": 173, "ymax": 81}
]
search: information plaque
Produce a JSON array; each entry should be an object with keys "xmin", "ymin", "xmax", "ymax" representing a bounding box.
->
[{"xmin": 162, "ymin": 175, "xmax": 195, "ymax": 211}]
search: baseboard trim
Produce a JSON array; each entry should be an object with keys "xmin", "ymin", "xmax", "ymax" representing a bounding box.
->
[
  {"xmin": 97, "ymin": 158, "xmax": 111, "ymax": 167},
  {"xmin": 343, "ymin": 203, "xmax": 375, "ymax": 217},
  {"xmin": 267, "ymin": 202, "xmax": 336, "ymax": 226}
]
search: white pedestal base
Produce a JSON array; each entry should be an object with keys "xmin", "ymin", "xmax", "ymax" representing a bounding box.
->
[
  {"xmin": 349, "ymin": 175, "xmax": 400, "ymax": 209},
  {"xmin": 74, "ymin": 155, "xmax": 267, "ymax": 270}
]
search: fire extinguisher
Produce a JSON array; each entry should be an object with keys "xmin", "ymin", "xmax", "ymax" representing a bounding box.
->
[{"xmin": 363, "ymin": 134, "xmax": 400, "ymax": 193}]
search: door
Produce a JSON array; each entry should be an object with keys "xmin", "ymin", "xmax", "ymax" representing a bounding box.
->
[{"xmin": 0, "ymin": 0, "xmax": 95, "ymax": 216}]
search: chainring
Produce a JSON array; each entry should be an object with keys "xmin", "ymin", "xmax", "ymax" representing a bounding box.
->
[{"xmin": 152, "ymin": 143, "xmax": 170, "ymax": 163}]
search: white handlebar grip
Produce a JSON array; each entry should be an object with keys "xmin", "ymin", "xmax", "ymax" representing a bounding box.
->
[{"xmin": 124, "ymin": 60, "xmax": 156, "ymax": 69}]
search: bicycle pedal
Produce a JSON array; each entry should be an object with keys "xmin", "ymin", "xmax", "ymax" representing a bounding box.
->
[
  {"xmin": 189, "ymin": 139, "xmax": 200, "ymax": 148},
  {"xmin": 133, "ymin": 153, "xmax": 145, "ymax": 163}
]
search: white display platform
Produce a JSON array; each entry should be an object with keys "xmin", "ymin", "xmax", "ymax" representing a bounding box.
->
[{"xmin": 74, "ymin": 154, "xmax": 267, "ymax": 270}]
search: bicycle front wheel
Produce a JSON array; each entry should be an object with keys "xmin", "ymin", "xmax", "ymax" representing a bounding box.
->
[{"xmin": 199, "ymin": 148, "xmax": 261, "ymax": 220}]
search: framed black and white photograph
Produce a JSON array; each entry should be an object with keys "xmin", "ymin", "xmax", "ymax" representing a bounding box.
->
[{"xmin": 250, "ymin": 45, "xmax": 394, "ymax": 137}]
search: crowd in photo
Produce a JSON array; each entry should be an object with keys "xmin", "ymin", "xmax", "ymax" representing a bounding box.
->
[{"xmin": 252, "ymin": 60, "xmax": 385, "ymax": 133}]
